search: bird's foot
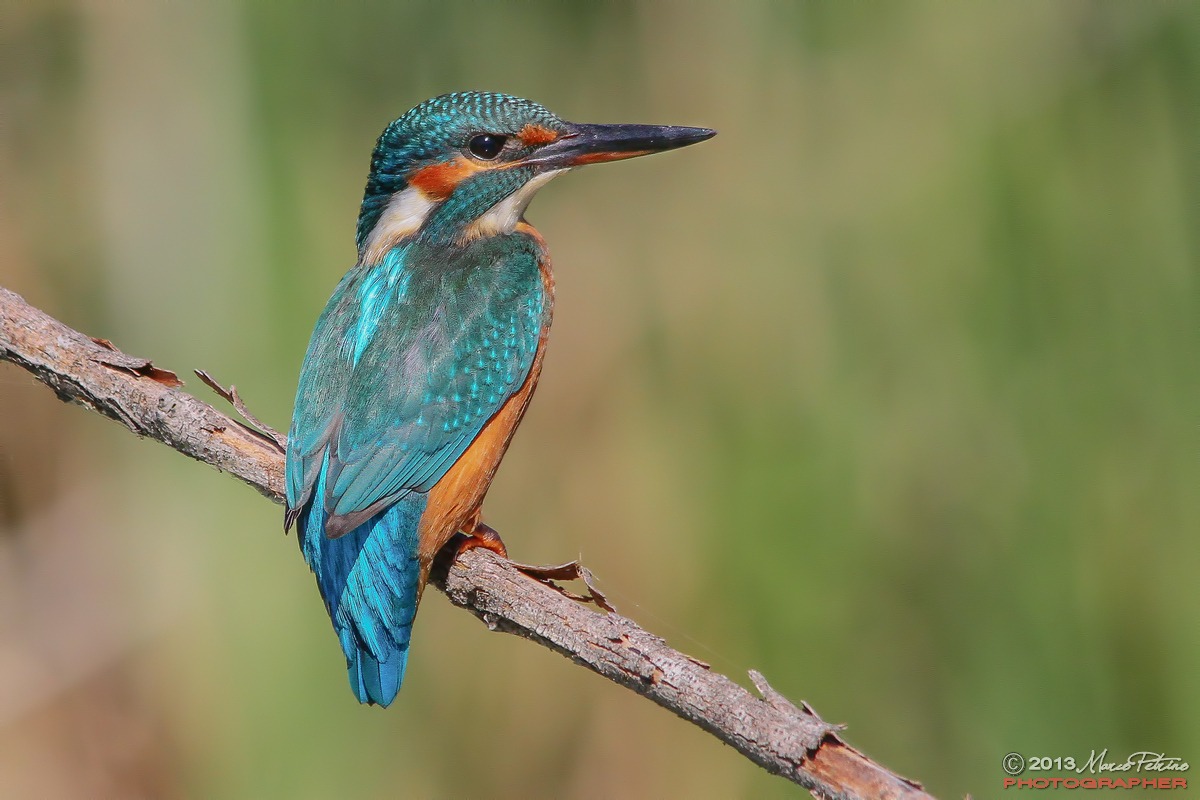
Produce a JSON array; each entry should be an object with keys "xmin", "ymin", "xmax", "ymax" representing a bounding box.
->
[
  {"xmin": 432, "ymin": 523, "xmax": 510, "ymax": 588},
  {"xmin": 455, "ymin": 520, "xmax": 509, "ymax": 559}
]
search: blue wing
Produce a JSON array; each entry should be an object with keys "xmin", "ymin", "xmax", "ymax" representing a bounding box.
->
[
  {"xmin": 285, "ymin": 236, "xmax": 547, "ymax": 704},
  {"xmin": 287, "ymin": 238, "xmax": 547, "ymax": 528}
]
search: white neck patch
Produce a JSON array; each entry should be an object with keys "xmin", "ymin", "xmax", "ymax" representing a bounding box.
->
[
  {"xmin": 360, "ymin": 185, "xmax": 436, "ymax": 265},
  {"xmin": 465, "ymin": 168, "xmax": 568, "ymax": 241}
]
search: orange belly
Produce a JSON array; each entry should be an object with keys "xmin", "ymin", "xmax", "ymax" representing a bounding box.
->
[{"xmin": 415, "ymin": 225, "xmax": 553, "ymax": 589}]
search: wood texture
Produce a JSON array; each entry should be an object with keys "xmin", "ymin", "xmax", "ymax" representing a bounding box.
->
[{"xmin": 0, "ymin": 286, "xmax": 935, "ymax": 799}]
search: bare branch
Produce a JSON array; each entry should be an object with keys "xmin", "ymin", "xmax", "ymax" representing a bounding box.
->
[{"xmin": 0, "ymin": 286, "xmax": 934, "ymax": 799}]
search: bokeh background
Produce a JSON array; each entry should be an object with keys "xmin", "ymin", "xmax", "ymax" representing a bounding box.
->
[{"xmin": 2, "ymin": 2, "xmax": 1197, "ymax": 798}]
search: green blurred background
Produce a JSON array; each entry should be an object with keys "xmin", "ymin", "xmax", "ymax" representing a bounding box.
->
[{"xmin": 1, "ymin": 2, "xmax": 1197, "ymax": 798}]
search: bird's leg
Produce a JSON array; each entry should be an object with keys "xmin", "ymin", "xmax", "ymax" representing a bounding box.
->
[{"xmin": 453, "ymin": 510, "xmax": 508, "ymax": 559}]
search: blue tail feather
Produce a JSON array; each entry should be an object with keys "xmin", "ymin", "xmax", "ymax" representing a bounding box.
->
[{"xmin": 300, "ymin": 458, "xmax": 425, "ymax": 707}]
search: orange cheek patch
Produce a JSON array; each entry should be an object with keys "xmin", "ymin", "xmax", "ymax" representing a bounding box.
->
[
  {"xmin": 518, "ymin": 123, "xmax": 560, "ymax": 145},
  {"xmin": 409, "ymin": 157, "xmax": 482, "ymax": 200}
]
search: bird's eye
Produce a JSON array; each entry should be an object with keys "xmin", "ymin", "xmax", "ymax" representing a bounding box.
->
[{"xmin": 468, "ymin": 133, "xmax": 507, "ymax": 160}]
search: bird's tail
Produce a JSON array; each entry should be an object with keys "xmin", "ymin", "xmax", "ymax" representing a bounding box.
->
[
  {"xmin": 299, "ymin": 461, "xmax": 426, "ymax": 707},
  {"xmin": 340, "ymin": 624, "xmax": 407, "ymax": 707}
]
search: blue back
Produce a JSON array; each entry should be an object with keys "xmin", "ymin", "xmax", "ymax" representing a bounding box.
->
[{"xmin": 286, "ymin": 234, "xmax": 548, "ymax": 705}]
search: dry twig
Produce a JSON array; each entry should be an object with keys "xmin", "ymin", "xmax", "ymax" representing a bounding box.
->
[{"xmin": 0, "ymin": 286, "xmax": 934, "ymax": 799}]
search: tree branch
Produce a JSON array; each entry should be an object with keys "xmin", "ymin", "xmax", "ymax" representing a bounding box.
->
[{"xmin": 0, "ymin": 286, "xmax": 934, "ymax": 800}]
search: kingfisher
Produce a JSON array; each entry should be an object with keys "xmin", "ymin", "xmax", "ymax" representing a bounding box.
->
[{"xmin": 284, "ymin": 91, "xmax": 714, "ymax": 707}]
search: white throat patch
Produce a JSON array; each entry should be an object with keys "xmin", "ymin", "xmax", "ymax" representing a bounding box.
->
[{"xmin": 466, "ymin": 168, "xmax": 568, "ymax": 240}]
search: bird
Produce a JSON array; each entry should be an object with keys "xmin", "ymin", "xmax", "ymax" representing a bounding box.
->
[{"xmin": 284, "ymin": 91, "xmax": 714, "ymax": 707}]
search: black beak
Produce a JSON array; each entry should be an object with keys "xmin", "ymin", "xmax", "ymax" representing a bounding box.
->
[{"xmin": 525, "ymin": 122, "xmax": 716, "ymax": 169}]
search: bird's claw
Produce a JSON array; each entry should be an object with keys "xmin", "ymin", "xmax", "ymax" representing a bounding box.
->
[{"xmin": 456, "ymin": 520, "xmax": 509, "ymax": 558}]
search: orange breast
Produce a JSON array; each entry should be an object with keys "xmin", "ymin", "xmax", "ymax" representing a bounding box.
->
[{"xmin": 415, "ymin": 229, "xmax": 554, "ymax": 588}]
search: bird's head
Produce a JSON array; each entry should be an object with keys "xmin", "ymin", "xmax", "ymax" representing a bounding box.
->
[{"xmin": 356, "ymin": 91, "xmax": 715, "ymax": 261}]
